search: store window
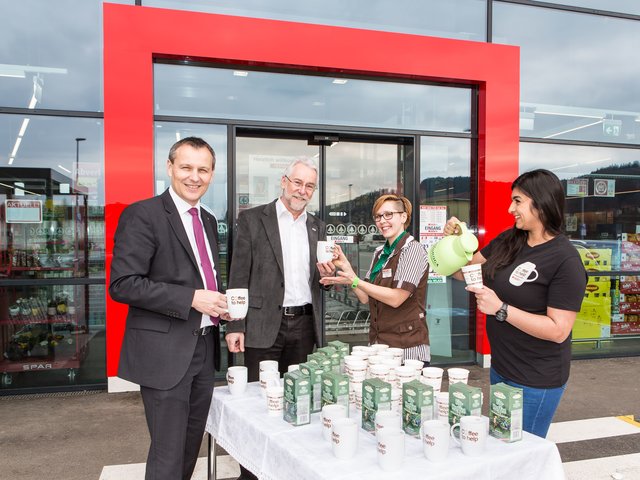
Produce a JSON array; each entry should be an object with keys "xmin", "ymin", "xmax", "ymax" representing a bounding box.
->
[
  {"xmin": 0, "ymin": 0, "xmax": 133, "ymax": 112},
  {"xmin": 0, "ymin": 114, "xmax": 105, "ymax": 390},
  {"xmin": 154, "ymin": 64, "xmax": 471, "ymax": 134},
  {"xmin": 144, "ymin": 0, "xmax": 486, "ymax": 41},
  {"xmin": 538, "ymin": 1, "xmax": 640, "ymax": 15},
  {"xmin": 520, "ymin": 142, "xmax": 640, "ymax": 356},
  {"xmin": 419, "ymin": 136, "xmax": 474, "ymax": 364},
  {"xmin": 493, "ymin": 3, "xmax": 640, "ymax": 145}
]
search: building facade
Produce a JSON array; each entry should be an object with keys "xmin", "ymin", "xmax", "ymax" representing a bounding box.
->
[{"xmin": 1, "ymin": 0, "xmax": 639, "ymax": 394}]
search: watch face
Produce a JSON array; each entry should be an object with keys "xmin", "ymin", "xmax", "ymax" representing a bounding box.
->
[{"xmin": 495, "ymin": 305, "xmax": 508, "ymax": 322}]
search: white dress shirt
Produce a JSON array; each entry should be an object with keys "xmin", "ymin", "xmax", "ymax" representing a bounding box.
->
[
  {"xmin": 169, "ymin": 187, "xmax": 218, "ymax": 328},
  {"xmin": 276, "ymin": 198, "xmax": 312, "ymax": 307}
]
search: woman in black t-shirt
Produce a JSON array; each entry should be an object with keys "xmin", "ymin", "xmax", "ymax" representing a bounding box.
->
[{"xmin": 444, "ymin": 169, "xmax": 587, "ymax": 438}]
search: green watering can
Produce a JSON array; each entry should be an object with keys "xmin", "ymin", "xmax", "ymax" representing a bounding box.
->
[{"xmin": 428, "ymin": 222, "xmax": 479, "ymax": 276}]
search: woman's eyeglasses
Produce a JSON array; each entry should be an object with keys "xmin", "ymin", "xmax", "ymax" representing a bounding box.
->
[{"xmin": 373, "ymin": 211, "xmax": 404, "ymax": 222}]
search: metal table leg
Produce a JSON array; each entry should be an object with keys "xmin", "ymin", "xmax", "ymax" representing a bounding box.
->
[{"xmin": 208, "ymin": 433, "xmax": 217, "ymax": 480}]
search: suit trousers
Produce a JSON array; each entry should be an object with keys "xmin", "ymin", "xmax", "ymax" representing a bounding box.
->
[
  {"xmin": 244, "ymin": 312, "xmax": 316, "ymax": 382},
  {"xmin": 140, "ymin": 333, "xmax": 215, "ymax": 480}
]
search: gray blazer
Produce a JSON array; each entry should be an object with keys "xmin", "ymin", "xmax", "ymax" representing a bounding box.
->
[
  {"xmin": 226, "ymin": 200, "xmax": 326, "ymax": 348},
  {"xmin": 109, "ymin": 189, "xmax": 222, "ymax": 390}
]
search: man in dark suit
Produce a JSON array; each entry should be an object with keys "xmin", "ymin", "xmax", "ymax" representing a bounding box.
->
[
  {"xmin": 225, "ymin": 158, "xmax": 333, "ymax": 381},
  {"xmin": 110, "ymin": 137, "xmax": 232, "ymax": 480}
]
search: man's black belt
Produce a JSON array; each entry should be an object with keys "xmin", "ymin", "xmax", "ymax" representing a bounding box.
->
[
  {"xmin": 193, "ymin": 326, "xmax": 214, "ymax": 336},
  {"xmin": 282, "ymin": 304, "xmax": 313, "ymax": 316}
]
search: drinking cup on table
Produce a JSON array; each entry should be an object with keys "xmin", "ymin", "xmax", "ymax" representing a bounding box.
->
[
  {"xmin": 370, "ymin": 343, "xmax": 389, "ymax": 353},
  {"xmin": 322, "ymin": 404, "xmax": 348, "ymax": 442},
  {"xmin": 421, "ymin": 367, "xmax": 444, "ymax": 393},
  {"xmin": 377, "ymin": 428, "xmax": 405, "ymax": 472},
  {"xmin": 461, "ymin": 264, "xmax": 483, "ymax": 288},
  {"xmin": 394, "ymin": 365, "xmax": 417, "ymax": 388},
  {"xmin": 287, "ymin": 364, "xmax": 299, "ymax": 372},
  {"xmin": 387, "ymin": 347, "xmax": 404, "ymax": 362},
  {"xmin": 436, "ymin": 391, "xmax": 449, "ymax": 421},
  {"xmin": 347, "ymin": 360, "xmax": 368, "ymax": 382},
  {"xmin": 450, "ymin": 415, "xmax": 488, "ymax": 456},
  {"xmin": 226, "ymin": 288, "xmax": 249, "ymax": 319},
  {"xmin": 259, "ymin": 370, "xmax": 280, "ymax": 398},
  {"xmin": 447, "ymin": 368, "xmax": 469, "ymax": 385},
  {"xmin": 403, "ymin": 359, "xmax": 424, "ymax": 375},
  {"xmin": 226, "ymin": 366, "xmax": 248, "ymax": 396},
  {"xmin": 317, "ymin": 240, "xmax": 336, "ymax": 263},
  {"xmin": 375, "ymin": 409, "xmax": 401, "ymax": 435},
  {"xmin": 421, "ymin": 420, "xmax": 450, "ymax": 462},
  {"xmin": 259, "ymin": 360, "xmax": 279, "ymax": 373},
  {"xmin": 390, "ymin": 388, "xmax": 402, "ymax": 414},
  {"xmin": 266, "ymin": 386, "xmax": 284, "ymax": 416},
  {"xmin": 369, "ymin": 364, "xmax": 390, "ymax": 382},
  {"xmin": 332, "ymin": 418, "xmax": 359, "ymax": 460}
]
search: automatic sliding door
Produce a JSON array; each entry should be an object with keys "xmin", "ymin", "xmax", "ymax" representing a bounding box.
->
[{"xmin": 324, "ymin": 140, "xmax": 406, "ymax": 346}]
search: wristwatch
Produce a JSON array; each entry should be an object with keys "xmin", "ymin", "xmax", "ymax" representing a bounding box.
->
[{"xmin": 495, "ymin": 302, "xmax": 509, "ymax": 322}]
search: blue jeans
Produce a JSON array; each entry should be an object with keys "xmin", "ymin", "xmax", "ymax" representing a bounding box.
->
[{"xmin": 490, "ymin": 368, "xmax": 566, "ymax": 438}]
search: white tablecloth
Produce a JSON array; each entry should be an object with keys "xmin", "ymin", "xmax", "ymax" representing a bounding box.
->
[{"xmin": 206, "ymin": 383, "xmax": 565, "ymax": 480}]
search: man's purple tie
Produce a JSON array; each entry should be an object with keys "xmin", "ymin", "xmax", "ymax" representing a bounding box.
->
[{"xmin": 188, "ymin": 207, "xmax": 219, "ymax": 325}]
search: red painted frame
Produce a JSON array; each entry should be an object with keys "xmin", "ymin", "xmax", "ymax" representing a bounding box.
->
[{"xmin": 104, "ymin": 4, "xmax": 519, "ymax": 378}]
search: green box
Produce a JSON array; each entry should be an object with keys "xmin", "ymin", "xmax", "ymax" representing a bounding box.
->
[
  {"xmin": 283, "ymin": 370, "xmax": 311, "ymax": 426},
  {"xmin": 327, "ymin": 340, "xmax": 350, "ymax": 356},
  {"xmin": 402, "ymin": 380, "xmax": 434, "ymax": 437},
  {"xmin": 489, "ymin": 383, "xmax": 523, "ymax": 442},
  {"xmin": 299, "ymin": 362, "xmax": 324, "ymax": 413},
  {"xmin": 321, "ymin": 372, "xmax": 350, "ymax": 409},
  {"xmin": 362, "ymin": 378, "xmax": 392, "ymax": 433},
  {"xmin": 448, "ymin": 382, "xmax": 482, "ymax": 426},
  {"xmin": 307, "ymin": 353, "xmax": 332, "ymax": 372},
  {"xmin": 317, "ymin": 346, "xmax": 341, "ymax": 373}
]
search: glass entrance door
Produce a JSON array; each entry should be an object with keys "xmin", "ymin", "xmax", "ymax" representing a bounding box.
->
[{"xmin": 323, "ymin": 140, "xmax": 411, "ymax": 347}]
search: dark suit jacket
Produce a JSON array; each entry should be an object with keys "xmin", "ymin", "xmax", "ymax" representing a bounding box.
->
[
  {"xmin": 226, "ymin": 200, "xmax": 326, "ymax": 348},
  {"xmin": 109, "ymin": 189, "xmax": 222, "ymax": 390}
]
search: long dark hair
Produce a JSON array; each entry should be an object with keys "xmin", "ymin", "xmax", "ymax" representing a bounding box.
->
[{"xmin": 484, "ymin": 169, "xmax": 565, "ymax": 279}]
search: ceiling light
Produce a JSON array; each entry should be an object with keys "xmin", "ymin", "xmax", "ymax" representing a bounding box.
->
[
  {"xmin": 332, "ymin": 79, "xmax": 348, "ymax": 85},
  {"xmin": 58, "ymin": 164, "xmax": 71, "ymax": 174},
  {"xmin": 17, "ymin": 118, "xmax": 30, "ymax": 137},
  {"xmin": 233, "ymin": 70, "xmax": 249, "ymax": 77}
]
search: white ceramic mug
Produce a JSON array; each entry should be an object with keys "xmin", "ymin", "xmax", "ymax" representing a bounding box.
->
[
  {"xmin": 369, "ymin": 364, "xmax": 390, "ymax": 382},
  {"xmin": 226, "ymin": 366, "xmax": 248, "ymax": 396},
  {"xmin": 322, "ymin": 404, "xmax": 348, "ymax": 442},
  {"xmin": 259, "ymin": 369, "xmax": 280, "ymax": 398},
  {"xmin": 461, "ymin": 264, "xmax": 483, "ymax": 288},
  {"xmin": 375, "ymin": 409, "xmax": 401, "ymax": 435},
  {"xmin": 332, "ymin": 418, "xmax": 358, "ymax": 460},
  {"xmin": 450, "ymin": 415, "xmax": 488, "ymax": 456},
  {"xmin": 316, "ymin": 240, "xmax": 336, "ymax": 263},
  {"xmin": 403, "ymin": 359, "xmax": 424, "ymax": 375},
  {"xmin": 266, "ymin": 386, "xmax": 284, "ymax": 416},
  {"xmin": 394, "ymin": 365, "xmax": 417, "ymax": 388},
  {"xmin": 287, "ymin": 364, "xmax": 299, "ymax": 372},
  {"xmin": 226, "ymin": 288, "xmax": 249, "ymax": 319},
  {"xmin": 421, "ymin": 367, "xmax": 444, "ymax": 393},
  {"xmin": 377, "ymin": 428, "xmax": 405, "ymax": 472},
  {"xmin": 447, "ymin": 367, "xmax": 469, "ymax": 385},
  {"xmin": 436, "ymin": 391, "xmax": 449, "ymax": 421},
  {"xmin": 370, "ymin": 343, "xmax": 390, "ymax": 353},
  {"xmin": 422, "ymin": 420, "xmax": 450, "ymax": 462},
  {"xmin": 259, "ymin": 360, "xmax": 279, "ymax": 372}
]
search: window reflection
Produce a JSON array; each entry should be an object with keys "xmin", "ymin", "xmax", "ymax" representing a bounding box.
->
[
  {"xmin": 154, "ymin": 64, "xmax": 471, "ymax": 133},
  {"xmin": 494, "ymin": 4, "xmax": 640, "ymax": 144},
  {"xmin": 541, "ymin": 1, "xmax": 640, "ymax": 15},
  {"xmin": 144, "ymin": 0, "xmax": 486, "ymax": 41},
  {"xmin": 419, "ymin": 136, "xmax": 474, "ymax": 364}
]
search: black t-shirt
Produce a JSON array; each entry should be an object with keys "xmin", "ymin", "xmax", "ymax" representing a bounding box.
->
[{"xmin": 481, "ymin": 232, "xmax": 587, "ymax": 388}]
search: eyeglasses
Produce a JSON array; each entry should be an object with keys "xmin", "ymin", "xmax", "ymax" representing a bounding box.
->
[
  {"xmin": 373, "ymin": 211, "xmax": 404, "ymax": 222},
  {"xmin": 284, "ymin": 175, "xmax": 317, "ymax": 192}
]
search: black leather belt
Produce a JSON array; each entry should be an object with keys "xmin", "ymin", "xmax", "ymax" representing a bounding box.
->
[
  {"xmin": 193, "ymin": 326, "xmax": 213, "ymax": 336},
  {"xmin": 282, "ymin": 304, "xmax": 313, "ymax": 317}
]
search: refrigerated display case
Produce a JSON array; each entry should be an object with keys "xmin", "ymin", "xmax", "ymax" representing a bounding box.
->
[{"xmin": 0, "ymin": 168, "xmax": 90, "ymax": 386}]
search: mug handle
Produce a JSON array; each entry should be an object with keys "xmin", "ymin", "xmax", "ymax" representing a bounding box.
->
[
  {"xmin": 450, "ymin": 423, "xmax": 461, "ymax": 446},
  {"xmin": 454, "ymin": 222, "xmax": 467, "ymax": 236}
]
